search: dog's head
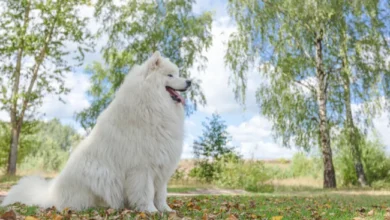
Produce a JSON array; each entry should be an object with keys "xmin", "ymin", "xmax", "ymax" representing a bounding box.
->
[{"xmin": 144, "ymin": 51, "xmax": 192, "ymax": 105}]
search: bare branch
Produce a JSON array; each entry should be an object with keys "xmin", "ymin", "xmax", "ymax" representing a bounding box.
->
[{"xmin": 293, "ymin": 79, "xmax": 316, "ymax": 93}]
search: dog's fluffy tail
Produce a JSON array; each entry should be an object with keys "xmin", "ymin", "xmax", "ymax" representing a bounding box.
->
[{"xmin": 1, "ymin": 176, "xmax": 52, "ymax": 208}]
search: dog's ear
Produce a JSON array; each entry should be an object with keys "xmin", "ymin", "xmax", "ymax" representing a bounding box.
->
[{"xmin": 148, "ymin": 51, "xmax": 162, "ymax": 70}]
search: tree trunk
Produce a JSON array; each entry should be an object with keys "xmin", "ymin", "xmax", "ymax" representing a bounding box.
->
[
  {"xmin": 7, "ymin": 1, "xmax": 31, "ymax": 175},
  {"xmin": 7, "ymin": 125, "xmax": 20, "ymax": 175},
  {"xmin": 342, "ymin": 68, "xmax": 368, "ymax": 187},
  {"xmin": 315, "ymin": 30, "xmax": 337, "ymax": 188}
]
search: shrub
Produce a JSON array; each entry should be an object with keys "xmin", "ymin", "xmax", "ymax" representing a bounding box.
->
[
  {"xmin": 371, "ymin": 180, "xmax": 390, "ymax": 189},
  {"xmin": 290, "ymin": 152, "xmax": 322, "ymax": 179},
  {"xmin": 334, "ymin": 134, "xmax": 390, "ymax": 187},
  {"xmin": 214, "ymin": 155, "xmax": 273, "ymax": 192},
  {"xmin": 188, "ymin": 160, "xmax": 219, "ymax": 183},
  {"xmin": 171, "ymin": 168, "xmax": 186, "ymax": 182}
]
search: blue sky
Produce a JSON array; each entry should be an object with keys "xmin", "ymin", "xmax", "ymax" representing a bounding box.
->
[{"xmin": 0, "ymin": 0, "xmax": 389, "ymax": 159}]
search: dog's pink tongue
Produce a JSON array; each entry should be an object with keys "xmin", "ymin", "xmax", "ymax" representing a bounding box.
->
[{"xmin": 167, "ymin": 88, "xmax": 185, "ymax": 105}]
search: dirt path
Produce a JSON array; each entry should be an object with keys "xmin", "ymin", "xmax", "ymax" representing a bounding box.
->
[{"xmin": 168, "ymin": 188, "xmax": 249, "ymax": 197}]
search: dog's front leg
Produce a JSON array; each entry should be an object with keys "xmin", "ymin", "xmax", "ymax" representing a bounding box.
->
[
  {"xmin": 153, "ymin": 170, "xmax": 174, "ymax": 212},
  {"xmin": 154, "ymin": 181, "xmax": 173, "ymax": 212},
  {"xmin": 126, "ymin": 169, "xmax": 158, "ymax": 213}
]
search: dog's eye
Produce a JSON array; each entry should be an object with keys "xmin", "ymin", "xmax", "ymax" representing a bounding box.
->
[{"xmin": 167, "ymin": 74, "xmax": 173, "ymax": 78}]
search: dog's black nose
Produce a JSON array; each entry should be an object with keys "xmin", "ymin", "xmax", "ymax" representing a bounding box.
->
[{"xmin": 186, "ymin": 80, "xmax": 192, "ymax": 87}]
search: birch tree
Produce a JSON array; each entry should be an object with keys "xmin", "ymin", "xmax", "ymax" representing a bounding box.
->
[
  {"xmin": 0, "ymin": 0, "xmax": 93, "ymax": 175},
  {"xmin": 225, "ymin": 0, "xmax": 389, "ymax": 188}
]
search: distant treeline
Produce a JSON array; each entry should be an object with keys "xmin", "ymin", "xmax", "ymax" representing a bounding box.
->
[{"xmin": 0, "ymin": 119, "xmax": 82, "ymax": 173}]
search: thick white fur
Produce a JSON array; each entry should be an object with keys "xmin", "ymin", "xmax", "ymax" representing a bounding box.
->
[{"xmin": 1, "ymin": 51, "xmax": 190, "ymax": 212}]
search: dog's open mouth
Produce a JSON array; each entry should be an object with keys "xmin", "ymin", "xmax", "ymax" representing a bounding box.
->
[{"xmin": 166, "ymin": 87, "xmax": 186, "ymax": 105}]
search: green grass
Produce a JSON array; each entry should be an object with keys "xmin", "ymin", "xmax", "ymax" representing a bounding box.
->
[
  {"xmin": 167, "ymin": 187, "xmax": 197, "ymax": 193},
  {"xmin": 1, "ymin": 175, "xmax": 389, "ymax": 219},
  {"xmin": 0, "ymin": 175, "xmax": 22, "ymax": 191},
  {"xmin": 168, "ymin": 194, "xmax": 390, "ymax": 219},
  {"xmin": 1, "ymin": 194, "xmax": 389, "ymax": 219}
]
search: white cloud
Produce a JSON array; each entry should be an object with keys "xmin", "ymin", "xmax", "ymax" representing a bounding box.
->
[
  {"xmin": 228, "ymin": 115, "xmax": 298, "ymax": 159},
  {"xmin": 193, "ymin": 0, "xmax": 228, "ymax": 18},
  {"xmin": 181, "ymin": 142, "xmax": 194, "ymax": 159},
  {"xmin": 181, "ymin": 119, "xmax": 200, "ymax": 159},
  {"xmin": 240, "ymin": 141, "xmax": 297, "ymax": 160},
  {"xmin": 0, "ymin": 111, "xmax": 8, "ymax": 121},
  {"xmin": 293, "ymin": 76, "xmax": 317, "ymax": 95},
  {"xmin": 40, "ymin": 72, "xmax": 91, "ymax": 121},
  {"xmin": 193, "ymin": 17, "xmax": 260, "ymax": 115},
  {"xmin": 372, "ymin": 114, "xmax": 390, "ymax": 153},
  {"xmin": 63, "ymin": 4, "xmax": 105, "ymax": 68},
  {"xmin": 185, "ymin": 119, "xmax": 196, "ymax": 129},
  {"xmin": 228, "ymin": 116, "xmax": 272, "ymax": 142}
]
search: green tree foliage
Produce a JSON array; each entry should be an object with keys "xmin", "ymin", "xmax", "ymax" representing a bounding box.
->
[
  {"xmin": 0, "ymin": 119, "xmax": 82, "ymax": 173},
  {"xmin": 334, "ymin": 131, "xmax": 390, "ymax": 187},
  {"xmin": 290, "ymin": 152, "xmax": 323, "ymax": 179},
  {"xmin": 0, "ymin": 0, "xmax": 94, "ymax": 174},
  {"xmin": 0, "ymin": 121, "xmax": 40, "ymax": 169},
  {"xmin": 214, "ymin": 156, "xmax": 273, "ymax": 192},
  {"xmin": 20, "ymin": 119, "xmax": 82, "ymax": 172},
  {"xmin": 336, "ymin": 0, "xmax": 390, "ymax": 187},
  {"xmin": 225, "ymin": 0, "xmax": 390, "ymax": 188},
  {"xmin": 191, "ymin": 113, "xmax": 240, "ymax": 182},
  {"xmin": 76, "ymin": 0, "xmax": 213, "ymax": 132}
]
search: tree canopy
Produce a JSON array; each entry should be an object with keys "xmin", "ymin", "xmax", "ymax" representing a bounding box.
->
[
  {"xmin": 225, "ymin": 0, "xmax": 390, "ymax": 188},
  {"xmin": 76, "ymin": 0, "xmax": 213, "ymax": 131},
  {"xmin": 0, "ymin": 0, "xmax": 94, "ymax": 174}
]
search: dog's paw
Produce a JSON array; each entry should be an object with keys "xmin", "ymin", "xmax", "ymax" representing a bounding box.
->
[
  {"xmin": 136, "ymin": 204, "xmax": 158, "ymax": 213},
  {"xmin": 155, "ymin": 203, "xmax": 173, "ymax": 213}
]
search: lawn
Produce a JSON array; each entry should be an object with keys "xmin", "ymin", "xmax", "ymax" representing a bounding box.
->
[
  {"xmin": 1, "ymin": 160, "xmax": 390, "ymax": 220},
  {"xmin": 1, "ymin": 193, "xmax": 389, "ymax": 219}
]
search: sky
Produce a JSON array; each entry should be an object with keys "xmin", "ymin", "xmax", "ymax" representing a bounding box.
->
[{"xmin": 0, "ymin": 0, "xmax": 389, "ymax": 159}]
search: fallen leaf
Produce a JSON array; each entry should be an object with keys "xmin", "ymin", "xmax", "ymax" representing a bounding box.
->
[
  {"xmin": 194, "ymin": 205, "xmax": 202, "ymax": 211},
  {"xmin": 272, "ymin": 216, "xmax": 283, "ymax": 220},
  {"xmin": 225, "ymin": 214, "xmax": 238, "ymax": 220},
  {"xmin": 121, "ymin": 209, "xmax": 132, "ymax": 215},
  {"xmin": 356, "ymin": 207, "xmax": 366, "ymax": 213},
  {"xmin": 324, "ymin": 203, "xmax": 332, "ymax": 209},
  {"xmin": 168, "ymin": 211, "xmax": 183, "ymax": 220},
  {"xmin": 385, "ymin": 212, "xmax": 390, "ymax": 220},
  {"xmin": 55, "ymin": 214, "xmax": 64, "ymax": 220},
  {"xmin": 367, "ymin": 209, "xmax": 375, "ymax": 216},
  {"xmin": 25, "ymin": 217, "xmax": 39, "ymax": 220},
  {"xmin": 45, "ymin": 210, "xmax": 53, "ymax": 218},
  {"xmin": 206, "ymin": 214, "xmax": 217, "ymax": 220},
  {"xmin": 219, "ymin": 206, "xmax": 228, "ymax": 212},
  {"xmin": 249, "ymin": 200, "xmax": 256, "ymax": 208},
  {"xmin": 1, "ymin": 210, "xmax": 17, "ymax": 220},
  {"xmin": 136, "ymin": 212, "xmax": 148, "ymax": 219},
  {"xmin": 106, "ymin": 208, "xmax": 116, "ymax": 215}
]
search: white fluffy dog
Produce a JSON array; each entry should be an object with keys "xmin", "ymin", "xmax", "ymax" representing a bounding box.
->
[{"xmin": 1, "ymin": 51, "xmax": 191, "ymax": 212}]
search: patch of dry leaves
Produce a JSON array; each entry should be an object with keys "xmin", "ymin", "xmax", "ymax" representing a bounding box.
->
[{"xmin": 0, "ymin": 196, "xmax": 389, "ymax": 220}]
